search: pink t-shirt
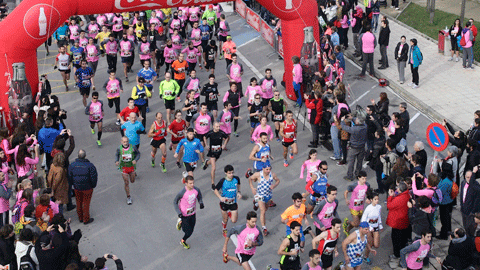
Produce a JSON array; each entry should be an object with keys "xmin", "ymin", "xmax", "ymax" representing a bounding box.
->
[
  {"xmin": 245, "ymin": 85, "xmax": 262, "ymax": 104},
  {"xmin": 251, "ymin": 125, "xmax": 273, "ymax": 143},
  {"xmin": 292, "ymin": 64, "xmax": 302, "ymax": 83},
  {"xmin": 235, "ymin": 225, "xmax": 261, "ymax": 255},
  {"xmin": 182, "ymin": 47, "xmax": 199, "ymax": 63},
  {"xmin": 406, "ymin": 240, "xmax": 431, "ymax": 269},
  {"xmin": 178, "ymin": 187, "xmax": 199, "ymax": 217},
  {"xmin": 85, "ymin": 45, "xmax": 99, "ymax": 62},
  {"xmin": 219, "ymin": 110, "xmax": 233, "ymax": 134},
  {"xmin": 314, "ymin": 199, "xmax": 337, "ymax": 229},
  {"xmin": 348, "ymin": 182, "xmax": 370, "ymax": 211},
  {"xmin": 300, "ymin": 159, "xmax": 321, "ymax": 182}
]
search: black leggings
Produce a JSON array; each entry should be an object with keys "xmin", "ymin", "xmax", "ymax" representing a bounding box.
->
[
  {"xmin": 340, "ymin": 139, "xmax": 348, "ymax": 162},
  {"xmin": 108, "ymin": 97, "xmax": 121, "ymax": 113},
  {"xmin": 232, "ymin": 107, "xmax": 240, "ymax": 132},
  {"xmin": 181, "ymin": 214, "xmax": 196, "ymax": 241},
  {"xmin": 156, "ymin": 50, "xmax": 165, "ymax": 69},
  {"xmin": 0, "ymin": 211, "xmax": 8, "ymax": 228}
]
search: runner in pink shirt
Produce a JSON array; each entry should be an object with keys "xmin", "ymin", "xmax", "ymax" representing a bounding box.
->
[
  {"xmin": 300, "ymin": 149, "xmax": 321, "ymax": 182},
  {"xmin": 217, "ymin": 102, "xmax": 241, "ymax": 150},
  {"xmin": 245, "ymin": 78, "xmax": 262, "ymax": 106},
  {"xmin": 343, "ymin": 171, "xmax": 371, "ymax": 236},
  {"xmin": 251, "ymin": 116, "xmax": 273, "ymax": 143}
]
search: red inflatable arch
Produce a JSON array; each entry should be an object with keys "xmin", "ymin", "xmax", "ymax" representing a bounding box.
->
[{"xmin": 0, "ymin": 0, "xmax": 319, "ymax": 128}]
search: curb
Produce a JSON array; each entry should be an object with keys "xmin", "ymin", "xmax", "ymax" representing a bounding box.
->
[{"xmin": 344, "ymin": 50, "xmax": 464, "ymax": 133}]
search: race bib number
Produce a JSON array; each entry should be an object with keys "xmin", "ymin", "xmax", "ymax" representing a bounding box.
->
[
  {"xmin": 208, "ymin": 54, "xmax": 214, "ymax": 60},
  {"xmin": 224, "ymin": 198, "xmax": 234, "ymax": 204},
  {"xmin": 324, "ymin": 247, "xmax": 334, "ymax": 256},
  {"xmin": 82, "ymin": 79, "xmax": 91, "ymax": 87},
  {"xmin": 274, "ymin": 114, "xmax": 283, "ymax": 120},
  {"xmin": 74, "ymin": 55, "xmax": 81, "ymax": 61},
  {"xmin": 73, "ymin": 31, "xmax": 79, "ymax": 37},
  {"xmin": 207, "ymin": 17, "xmax": 214, "ymax": 21},
  {"xmin": 60, "ymin": 62, "xmax": 68, "ymax": 67},
  {"xmin": 286, "ymin": 132, "xmax": 294, "ymax": 138},
  {"xmin": 110, "ymin": 85, "xmax": 118, "ymax": 93},
  {"xmin": 190, "ymin": 162, "xmax": 197, "ymax": 168},
  {"xmin": 177, "ymin": 130, "xmax": 184, "ymax": 137},
  {"xmin": 190, "ymin": 15, "xmax": 197, "ymax": 20},
  {"xmin": 186, "ymin": 206, "xmax": 195, "ymax": 215},
  {"xmin": 122, "ymin": 153, "xmax": 132, "ymax": 162},
  {"xmin": 114, "ymin": 25, "xmax": 122, "ymax": 31},
  {"xmin": 149, "ymin": 36, "xmax": 154, "ymax": 42},
  {"xmin": 315, "ymin": 196, "xmax": 325, "ymax": 203},
  {"xmin": 164, "ymin": 90, "xmax": 172, "ymax": 96},
  {"xmin": 324, "ymin": 212, "xmax": 332, "ymax": 219},
  {"xmin": 211, "ymin": 145, "xmax": 221, "ymax": 152},
  {"xmin": 123, "ymin": 51, "xmax": 131, "ymax": 57},
  {"xmin": 208, "ymin": 93, "xmax": 217, "ymax": 101},
  {"xmin": 368, "ymin": 218, "xmax": 378, "ymax": 224},
  {"xmin": 59, "ymin": 35, "xmax": 66, "ymax": 40},
  {"xmin": 353, "ymin": 199, "xmax": 364, "ymax": 206},
  {"xmin": 188, "ymin": 54, "xmax": 195, "ymax": 59}
]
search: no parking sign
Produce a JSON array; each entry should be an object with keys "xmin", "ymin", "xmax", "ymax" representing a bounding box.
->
[{"xmin": 426, "ymin": 123, "xmax": 449, "ymax": 152}]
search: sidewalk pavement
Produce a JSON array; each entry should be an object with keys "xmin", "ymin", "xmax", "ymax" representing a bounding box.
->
[{"xmin": 345, "ymin": 10, "xmax": 480, "ymax": 131}]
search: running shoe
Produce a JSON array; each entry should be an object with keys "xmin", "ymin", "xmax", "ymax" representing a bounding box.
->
[
  {"xmin": 245, "ymin": 168, "xmax": 253, "ymax": 179},
  {"xmin": 91, "ymin": 129, "xmax": 95, "ymax": 134},
  {"xmin": 97, "ymin": 140, "xmax": 102, "ymax": 146},
  {"xmin": 126, "ymin": 197, "xmax": 132, "ymax": 205},
  {"xmin": 289, "ymin": 151, "xmax": 294, "ymax": 159},
  {"xmin": 337, "ymin": 161, "xmax": 346, "ymax": 166},
  {"xmin": 343, "ymin": 217, "xmax": 349, "ymax": 236},
  {"xmin": 116, "ymin": 119, "xmax": 121, "ymax": 126},
  {"xmin": 176, "ymin": 161, "xmax": 181, "ymax": 168},
  {"xmin": 276, "ymin": 137, "xmax": 280, "ymax": 142},
  {"xmin": 303, "ymin": 226, "xmax": 312, "ymax": 236},
  {"xmin": 253, "ymin": 199, "xmax": 259, "ymax": 211},
  {"xmin": 176, "ymin": 96, "xmax": 181, "ymax": 102},
  {"xmin": 222, "ymin": 229, "xmax": 228, "ymax": 238},
  {"xmin": 250, "ymin": 140, "xmax": 254, "ymax": 143},
  {"xmin": 234, "ymin": 132, "xmax": 239, "ymax": 137},
  {"xmin": 202, "ymin": 159, "xmax": 209, "ymax": 170},
  {"xmin": 268, "ymin": 200, "xmax": 277, "ymax": 207},
  {"xmin": 223, "ymin": 252, "xmax": 229, "ymax": 263},
  {"xmin": 146, "ymin": 107, "xmax": 150, "ymax": 113},
  {"xmin": 284, "ymin": 160, "xmax": 289, "ymax": 167},
  {"xmin": 180, "ymin": 239, "xmax": 190, "ymax": 249},
  {"xmin": 176, "ymin": 218, "xmax": 182, "ymax": 230},
  {"xmin": 161, "ymin": 163, "xmax": 167, "ymax": 173},
  {"xmin": 151, "ymin": 160, "xmax": 155, "ymax": 167},
  {"xmin": 263, "ymin": 228, "xmax": 269, "ymax": 236},
  {"xmin": 125, "ymin": 77, "xmax": 129, "ymax": 82},
  {"xmin": 363, "ymin": 256, "xmax": 372, "ymax": 265},
  {"xmin": 182, "ymin": 171, "xmax": 188, "ymax": 184}
]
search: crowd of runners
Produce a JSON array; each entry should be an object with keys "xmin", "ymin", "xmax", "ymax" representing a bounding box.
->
[{"xmin": 0, "ymin": 1, "xmax": 479, "ymax": 270}]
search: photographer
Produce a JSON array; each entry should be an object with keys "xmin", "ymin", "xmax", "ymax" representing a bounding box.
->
[
  {"xmin": 95, "ymin": 254, "xmax": 124, "ymax": 270},
  {"xmin": 442, "ymin": 228, "xmax": 476, "ymax": 270},
  {"xmin": 304, "ymin": 90, "xmax": 323, "ymax": 148}
]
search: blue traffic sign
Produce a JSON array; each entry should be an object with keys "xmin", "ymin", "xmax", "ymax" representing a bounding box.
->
[{"xmin": 426, "ymin": 123, "xmax": 449, "ymax": 152}]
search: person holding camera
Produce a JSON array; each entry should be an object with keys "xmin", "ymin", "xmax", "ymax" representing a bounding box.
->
[
  {"xmin": 442, "ymin": 228, "xmax": 476, "ymax": 270},
  {"xmin": 94, "ymin": 253, "xmax": 124, "ymax": 270},
  {"xmin": 304, "ymin": 90, "xmax": 323, "ymax": 149}
]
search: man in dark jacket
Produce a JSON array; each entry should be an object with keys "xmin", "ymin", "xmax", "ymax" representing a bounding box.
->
[
  {"xmin": 408, "ymin": 195, "xmax": 436, "ymax": 238},
  {"xmin": 465, "ymin": 139, "xmax": 480, "ymax": 179},
  {"xmin": 399, "ymin": 102, "xmax": 410, "ymax": 134},
  {"xmin": 443, "ymin": 228, "xmax": 476, "ymax": 270},
  {"xmin": 341, "ymin": 115, "xmax": 367, "ymax": 181},
  {"xmin": 36, "ymin": 228, "xmax": 70, "ymax": 270},
  {"xmin": 461, "ymin": 170, "xmax": 480, "ymax": 236},
  {"xmin": 304, "ymin": 91, "xmax": 323, "ymax": 148},
  {"xmin": 365, "ymin": 105, "xmax": 381, "ymax": 151},
  {"xmin": 378, "ymin": 19, "xmax": 390, "ymax": 69},
  {"xmin": 68, "ymin": 149, "xmax": 98, "ymax": 225}
]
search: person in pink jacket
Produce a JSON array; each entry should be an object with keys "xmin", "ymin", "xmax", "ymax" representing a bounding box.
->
[
  {"xmin": 251, "ymin": 116, "xmax": 273, "ymax": 143},
  {"xmin": 292, "ymin": 55, "xmax": 303, "ymax": 107},
  {"xmin": 15, "ymin": 144, "xmax": 40, "ymax": 181}
]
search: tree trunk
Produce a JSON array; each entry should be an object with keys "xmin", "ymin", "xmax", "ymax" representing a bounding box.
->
[
  {"xmin": 460, "ymin": 0, "xmax": 466, "ymax": 25},
  {"xmin": 426, "ymin": 0, "xmax": 431, "ymax": 12},
  {"xmin": 429, "ymin": 0, "xmax": 435, "ymax": 24}
]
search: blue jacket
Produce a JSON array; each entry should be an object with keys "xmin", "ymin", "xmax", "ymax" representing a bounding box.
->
[
  {"xmin": 409, "ymin": 45, "xmax": 422, "ymax": 68},
  {"xmin": 68, "ymin": 158, "xmax": 98, "ymax": 191},
  {"xmin": 53, "ymin": 24, "xmax": 69, "ymax": 41},
  {"xmin": 437, "ymin": 177, "xmax": 454, "ymax": 205},
  {"xmin": 38, "ymin": 123, "xmax": 64, "ymax": 153},
  {"xmin": 335, "ymin": 52, "xmax": 346, "ymax": 70}
]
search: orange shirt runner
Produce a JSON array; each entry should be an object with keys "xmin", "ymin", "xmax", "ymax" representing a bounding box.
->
[{"xmin": 171, "ymin": 60, "xmax": 188, "ymax": 80}]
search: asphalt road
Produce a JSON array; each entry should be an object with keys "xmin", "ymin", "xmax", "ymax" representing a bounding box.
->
[{"xmin": 36, "ymin": 12, "xmax": 440, "ymax": 270}]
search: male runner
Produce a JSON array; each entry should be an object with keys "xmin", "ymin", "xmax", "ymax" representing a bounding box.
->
[
  {"xmin": 182, "ymin": 41, "xmax": 200, "ymax": 72},
  {"xmin": 399, "ymin": 230, "xmax": 441, "ymax": 270},
  {"xmin": 301, "ymin": 250, "xmax": 322, "ymax": 270},
  {"xmin": 119, "ymin": 33, "xmax": 135, "ymax": 82},
  {"xmin": 343, "ymin": 171, "xmax": 370, "ymax": 236},
  {"xmin": 74, "ymin": 59, "xmax": 94, "ymax": 107},
  {"xmin": 248, "ymin": 132, "xmax": 273, "ymax": 172},
  {"xmin": 280, "ymin": 193, "xmax": 308, "ymax": 248},
  {"xmin": 203, "ymin": 40, "xmax": 218, "ymax": 74},
  {"xmin": 248, "ymin": 165, "xmax": 280, "ymax": 236},
  {"xmin": 279, "ymin": 110, "xmax": 298, "ymax": 167},
  {"xmin": 342, "ymin": 222, "xmax": 376, "ymax": 270},
  {"xmin": 312, "ymin": 186, "xmax": 340, "ymax": 236},
  {"xmin": 115, "ymin": 136, "xmax": 140, "ymax": 205},
  {"xmin": 174, "ymin": 128, "xmax": 205, "ymax": 177},
  {"xmin": 217, "ymin": 102, "xmax": 240, "ymax": 150},
  {"xmin": 84, "ymin": 92, "xmax": 104, "ymax": 146},
  {"xmin": 172, "ymin": 53, "xmax": 188, "ymax": 101},
  {"xmin": 223, "ymin": 211, "xmax": 264, "ymax": 270},
  {"xmin": 191, "ymin": 103, "xmax": 214, "ymax": 146},
  {"xmin": 305, "ymin": 161, "xmax": 329, "ymax": 215},
  {"xmin": 54, "ymin": 45, "xmax": 72, "ymax": 92},
  {"xmin": 249, "ymin": 94, "xmax": 264, "ymax": 140},
  {"xmin": 159, "ymin": 72, "xmax": 181, "ymax": 124},
  {"xmin": 70, "ymin": 40, "xmax": 84, "ymax": 78},
  {"xmin": 174, "ymin": 175, "xmax": 204, "ymax": 249},
  {"xmin": 268, "ymin": 89, "xmax": 288, "ymax": 141},
  {"xmin": 131, "ymin": 77, "xmax": 151, "ymax": 129},
  {"xmin": 278, "ymin": 221, "xmax": 303, "ymax": 270},
  {"xmin": 203, "ymin": 122, "xmax": 228, "ymax": 187},
  {"xmin": 148, "ymin": 112, "xmax": 168, "ymax": 172},
  {"xmin": 226, "ymin": 53, "xmax": 244, "ymax": 96},
  {"xmin": 187, "ymin": 22, "xmax": 203, "ymax": 68},
  {"xmin": 201, "ymin": 74, "xmax": 220, "ymax": 118},
  {"xmin": 311, "ymin": 218, "xmax": 342, "ymax": 270},
  {"xmin": 137, "ymin": 60, "xmax": 157, "ymax": 113},
  {"xmin": 120, "ymin": 112, "xmax": 144, "ymax": 150},
  {"xmin": 214, "ymin": 164, "xmax": 242, "ymax": 236},
  {"xmin": 167, "ymin": 110, "xmax": 187, "ymax": 168},
  {"xmin": 258, "ymin": 68, "xmax": 277, "ymax": 118},
  {"xmin": 119, "ymin": 98, "xmax": 140, "ymax": 136},
  {"xmin": 101, "ymin": 34, "xmax": 119, "ymax": 73},
  {"xmin": 103, "ymin": 71, "xmax": 123, "ymax": 125}
]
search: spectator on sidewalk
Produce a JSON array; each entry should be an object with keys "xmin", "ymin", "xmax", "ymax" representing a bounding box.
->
[
  {"xmin": 394, "ymin": 36, "xmax": 409, "ymax": 84},
  {"xmin": 462, "ymin": 21, "xmax": 475, "ymax": 69},
  {"xmin": 38, "ymin": 118, "xmax": 64, "ymax": 172},
  {"xmin": 292, "ymin": 56, "xmax": 303, "ymax": 108},
  {"xmin": 399, "ymin": 102, "xmax": 410, "ymax": 134},
  {"xmin": 304, "ymin": 90, "xmax": 323, "ymax": 148},
  {"xmin": 386, "ymin": 182, "xmax": 410, "ymax": 261},
  {"xmin": 340, "ymin": 114, "xmax": 367, "ymax": 181},
  {"xmin": 371, "ymin": 0, "xmax": 380, "ymax": 33},
  {"xmin": 448, "ymin": 19, "xmax": 462, "ymax": 62},
  {"xmin": 461, "ymin": 170, "xmax": 480, "ymax": 236},
  {"xmin": 469, "ymin": 18, "xmax": 477, "ymax": 47},
  {"xmin": 378, "ymin": 20, "xmax": 390, "ymax": 69},
  {"xmin": 465, "ymin": 139, "xmax": 480, "ymax": 179},
  {"xmin": 68, "ymin": 150, "xmax": 97, "ymax": 225},
  {"xmin": 352, "ymin": 6, "xmax": 364, "ymax": 57},
  {"xmin": 359, "ymin": 25, "xmax": 377, "ymax": 77},
  {"xmin": 407, "ymin": 38, "xmax": 422, "ymax": 89},
  {"xmin": 442, "ymin": 228, "xmax": 476, "ymax": 270}
]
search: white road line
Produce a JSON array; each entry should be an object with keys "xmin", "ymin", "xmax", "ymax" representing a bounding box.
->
[
  {"xmin": 230, "ymin": 234, "xmax": 257, "ymax": 270},
  {"xmin": 409, "ymin": 112, "xmax": 421, "ymax": 124},
  {"xmin": 236, "ymin": 50, "xmax": 312, "ymax": 132},
  {"xmin": 237, "ymin": 36, "xmax": 262, "ymax": 48},
  {"xmin": 350, "ymin": 85, "xmax": 376, "ymax": 106}
]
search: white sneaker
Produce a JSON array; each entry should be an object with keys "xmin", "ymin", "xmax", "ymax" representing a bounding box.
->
[
  {"xmin": 115, "ymin": 119, "xmax": 121, "ymax": 126},
  {"xmin": 456, "ymin": 57, "xmax": 459, "ymax": 62},
  {"xmin": 127, "ymin": 197, "xmax": 132, "ymax": 205},
  {"xmin": 448, "ymin": 57, "xmax": 453, "ymax": 61},
  {"xmin": 407, "ymin": 82, "xmax": 413, "ymax": 86},
  {"xmin": 412, "ymin": 84, "xmax": 419, "ymax": 89}
]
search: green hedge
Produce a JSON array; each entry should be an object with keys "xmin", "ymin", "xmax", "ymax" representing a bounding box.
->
[{"xmin": 398, "ymin": 3, "xmax": 480, "ymax": 61}]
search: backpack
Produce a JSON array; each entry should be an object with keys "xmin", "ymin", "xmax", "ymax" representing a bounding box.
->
[
  {"xmin": 451, "ymin": 181, "xmax": 459, "ymax": 199},
  {"xmin": 12, "ymin": 201, "xmax": 25, "ymax": 224},
  {"xmin": 429, "ymin": 187, "xmax": 443, "ymax": 206},
  {"xmin": 460, "ymin": 33, "xmax": 467, "ymax": 47},
  {"xmin": 19, "ymin": 245, "xmax": 37, "ymax": 270}
]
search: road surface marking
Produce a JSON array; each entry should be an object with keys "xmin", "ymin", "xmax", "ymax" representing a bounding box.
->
[
  {"xmin": 231, "ymin": 234, "xmax": 257, "ymax": 270},
  {"xmin": 409, "ymin": 112, "xmax": 421, "ymax": 124}
]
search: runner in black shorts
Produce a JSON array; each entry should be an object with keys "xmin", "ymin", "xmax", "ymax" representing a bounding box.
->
[
  {"xmin": 203, "ymin": 40, "xmax": 218, "ymax": 74},
  {"xmin": 147, "ymin": 112, "xmax": 168, "ymax": 172},
  {"xmin": 214, "ymin": 165, "xmax": 241, "ymax": 237},
  {"xmin": 201, "ymin": 74, "xmax": 219, "ymax": 118},
  {"xmin": 269, "ymin": 89, "xmax": 288, "ymax": 141},
  {"xmin": 202, "ymin": 122, "xmax": 228, "ymax": 187}
]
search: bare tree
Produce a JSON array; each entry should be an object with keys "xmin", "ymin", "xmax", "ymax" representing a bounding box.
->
[
  {"xmin": 429, "ymin": 0, "xmax": 435, "ymax": 24},
  {"xmin": 460, "ymin": 0, "xmax": 466, "ymax": 25}
]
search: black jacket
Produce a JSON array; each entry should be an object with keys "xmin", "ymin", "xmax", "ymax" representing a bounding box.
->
[
  {"xmin": 408, "ymin": 206, "xmax": 436, "ymax": 237},
  {"xmin": 445, "ymin": 122, "xmax": 466, "ymax": 160},
  {"xmin": 460, "ymin": 179, "xmax": 480, "ymax": 216},
  {"xmin": 379, "ymin": 25, "xmax": 390, "ymax": 46},
  {"xmin": 68, "ymin": 158, "xmax": 98, "ymax": 191},
  {"xmin": 399, "ymin": 110, "xmax": 410, "ymax": 133},
  {"xmin": 394, "ymin": 42, "xmax": 409, "ymax": 62},
  {"xmin": 36, "ymin": 232, "xmax": 69, "ymax": 270},
  {"xmin": 465, "ymin": 148, "xmax": 480, "ymax": 179},
  {"xmin": 444, "ymin": 236, "xmax": 476, "ymax": 270},
  {"xmin": 416, "ymin": 149, "xmax": 428, "ymax": 171},
  {"xmin": 0, "ymin": 236, "xmax": 16, "ymax": 270}
]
